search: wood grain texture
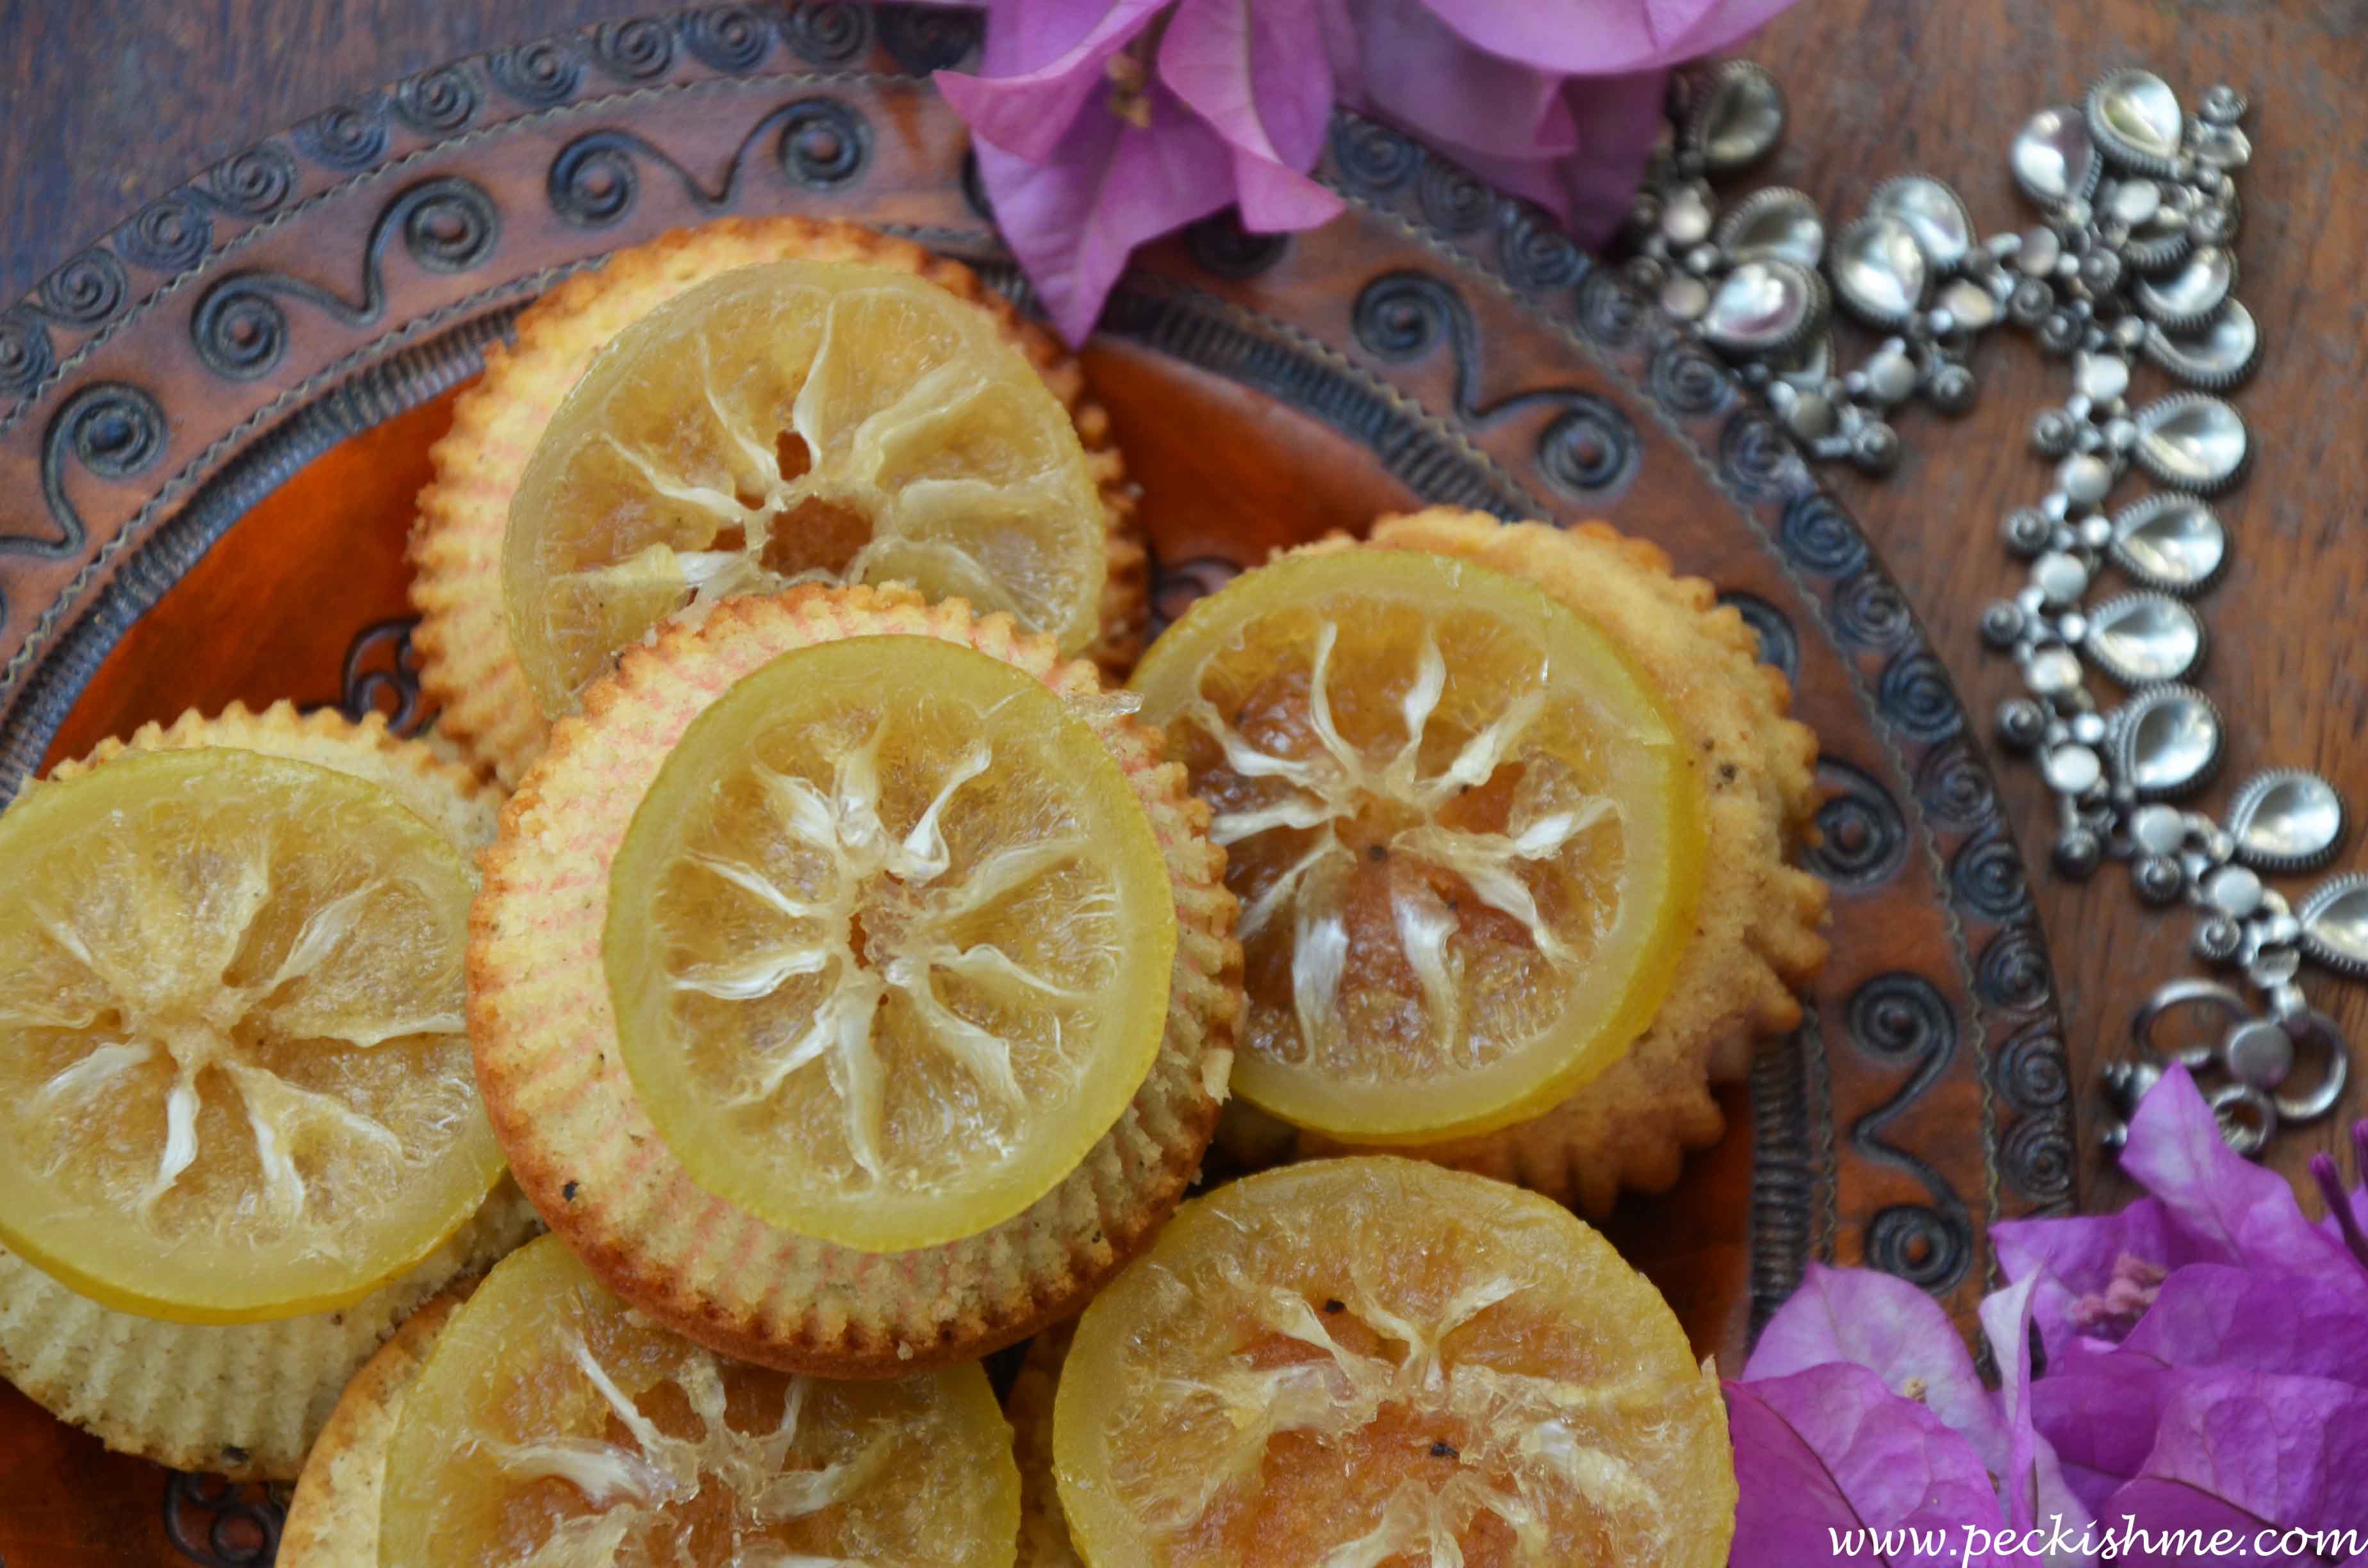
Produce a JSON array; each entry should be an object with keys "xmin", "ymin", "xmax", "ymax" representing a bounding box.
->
[{"xmin": 1744, "ymin": 0, "xmax": 2368, "ymax": 1207}]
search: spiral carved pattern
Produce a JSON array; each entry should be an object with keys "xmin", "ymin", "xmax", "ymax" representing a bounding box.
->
[
  {"xmin": 1776, "ymin": 489, "xmax": 1869, "ymax": 576},
  {"xmin": 488, "ymin": 39, "xmax": 585, "ymax": 106},
  {"xmin": 0, "ymin": 308, "xmax": 54, "ymax": 398},
  {"xmin": 1535, "ymin": 402, "xmax": 1637, "ymax": 494},
  {"xmin": 1878, "ymin": 648, "xmax": 1964, "ymax": 743},
  {"xmin": 118, "ymin": 195, "xmax": 213, "ymax": 273},
  {"xmin": 1716, "ymin": 591, "xmax": 1798, "ymax": 680},
  {"xmin": 1804, "ymin": 758, "xmax": 1908, "ymax": 890},
  {"xmin": 683, "ymin": 5, "xmax": 778, "ymax": 71},
  {"xmin": 1848, "ymin": 972, "xmax": 1957, "ymax": 1063},
  {"xmin": 778, "ymin": 97, "xmax": 870, "ymax": 188},
  {"xmin": 1575, "ymin": 267, "xmax": 1648, "ymax": 348},
  {"xmin": 1829, "ymin": 566, "xmax": 1914, "ymax": 651},
  {"xmin": 200, "ymin": 143, "xmax": 297, "ymax": 216},
  {"xmin": 1647, "ymin": 339, "xmax": 1733, "ymax": 417},
  {"xmin": 1329, "ymin": 118, "xmax": 1419, "ymax": 195},
  {"xmin": 2000, "ymin": 1115, "xmax": 2076, "ymax": 1209},
  {"xmin": 33, "ymin": 250, "xmax": 127, "ymax": 328},
  {"xmin": 1353, "ymin": 272, "xmax": 1452, "ymax": 363},
  {"xmin": 1495, "ymin": 203, "xmax": 1584, "ymax": 292},
  {"xmin": 593, "ymin": 17, "xmax": 676, "ymax": 79},
  {"xmin": 190, "ymin": 291, "xmax": 287, "ymax": 380},
  {"xmin": 339, "ymin": 617, "xmax": 427, "ymax": 736},
  {"xmin": 1864, "ymin": 1204, "xmax": 1973, "ymax": 1292},
  {"xmin": 1997, "ymin": 1025, "xmax": 2073, "ymax": 1113},
  {"xmin": 295, "ymin": 103, "xmax": 388, "ymax": 169},
  {"xmin": 1417, "ymin": 158, "xmax": 1492, "ymax": 237},
  {"xmin": 1975, "ymin": 923, "xmax": 2054, "ymax": 1015},
  {"xmin": 1949, "ymin": 824, "xmax": 2034, "ymax": 922},
  {"xmin": 1716, "ymin": 405, "xmax": 1797, "ymax": 499},
  {"xmin": 783, "ymin": 2, "xmax": 875, "ymax": 66},
  {"xmin": 548, "ymin": 133, "xmax": 641, "ymax": 227},
  {"xmin": 1914, "ymin": 736, "xmax": 1997, "ymax": 833},
  {"xmin": 402, "ymin": 181, "xmax": 502, "ymax": 272},
  {"xmin": 392, "ymin": 64, "xmax": 478, "ymax": 132}
]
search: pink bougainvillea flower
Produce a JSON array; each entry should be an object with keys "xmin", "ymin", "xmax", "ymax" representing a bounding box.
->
[
  {"xmin": 1736, "ymin": 1066, "xmax": 2368, "ymax": 1564},
  {"xmin": 936, "ymin": 0, "xmax": 1341, "ymax": 343},
  {"xmin": 935, "ymin": 0, "xmax": 1802, "ymax": 342}
]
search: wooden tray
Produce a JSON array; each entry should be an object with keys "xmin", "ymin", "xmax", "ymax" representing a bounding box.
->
[{"xmin": 0, "ymin": 6, "xmax": 2076, "ymax": 1562}]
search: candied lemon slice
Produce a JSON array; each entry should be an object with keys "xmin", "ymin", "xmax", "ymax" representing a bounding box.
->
[
  {"xmin": 1128, "ymin": 548, "xmax": 1704, "ymax": 1142},
  {"xmin": 506, "ymin": 259, "xmax": 1114, "ymax": 717},
  {"xmin": 1055, "ymin": 1157, "xmax": 1736, "ymax": 1566},
  {"xmin": 382, "ymin": 1234, "xmax": 1019, "ymax": 1567},
  {"xmin": 0, "ymin": 748, "xmax": 499, "ymax": 1324},
  {"xmin": 605, "ymin": 633, "xmax": 1179, "ymax": 1254}
]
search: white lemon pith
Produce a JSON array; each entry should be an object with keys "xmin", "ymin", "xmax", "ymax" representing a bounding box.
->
[
  {"xmin": 506, "ymin": 260, "xmax": 1114, "ymax": 717},
  {"xmin": 605, "ymin": 634, "xmax": 1180, "ymax": 1254},
  {"xmin": 0, "ymin": 747, "xmax": 499, "ymax": 1323}
]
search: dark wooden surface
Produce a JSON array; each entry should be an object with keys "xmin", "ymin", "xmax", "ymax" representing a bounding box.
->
[{"xmin": 0, "ymin": 0, "xmax": 2351, "ymax": 1203}]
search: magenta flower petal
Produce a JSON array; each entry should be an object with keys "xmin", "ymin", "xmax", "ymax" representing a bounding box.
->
[
  {"xmin": 1155, "ymin": 0, "xmax": 1343, "ymax": 231},
  {"xmin": 2030, "ymin": 1353, "xmax": 2175, "ymax": 1515},
  {"xmin": 935, "ymin": 0, "xmax": 1169, "ymax": 162},
  {"xmin": 1555, "ymin": 70, "xmax": 1679, "ymax": 247},
  {"xmin": 2117, "ymin": 1262, "xmax": 2368, "ymax": 1382},
  {"xmin": 2127, "ymin": 1369, "xmax": 2368, "ymax": 1536},
  {"xmin": 1727, "ymin": 1364, "xmax": 2010, "ymax": 1564},
  {"xmin": 1337, "ymin": 0, "xmax": 1577, "ymax": 163},
  {"xmin": 1978, "ymin": 1273, "xmax": 2042, "ymax": 1527},
  {"xmin": 2097, "ymin": 1480, "xmax": 2282, "ymax": 1565},
  {"xmin": 1404, "ymin": 0, "xmax": 1800, "ymax": 77},
  {"xmin": 968, "ymin": 88, "xmax": 1238, "ymax": 344},
  {"xmin": 1745, "ymin": 1262, "xmax": 2010, "ymax": 1474},
  {"xmin": 1994, "ymin": 1198, "xmax": 2195, "ymax": 1360},
  {"xmin": 2119, "ymin": 1065, "xmax": 2360, "ymax": 1279}
]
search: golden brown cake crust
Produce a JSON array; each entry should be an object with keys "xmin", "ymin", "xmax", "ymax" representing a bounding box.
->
[
  {"xmin": 1007, "ymin": 1325, "xmax": 1084, "ymax": 1568},
  {"xmin": 0, "ymin": 706, "xmax": 532, "ymax": 1480},
  {"xmin": 410, "ymin": 216, "xmax": 1144, "ymax": 788},
  {"xmin": 1221, "ymin": 512, "xmax": 1829, "ymax": 1216},
  {"xmin": 469, "ymin": 584, "xmax": 1240, "ymax": 1376},
  {"xmin": 277, "ymin": 1287, "xmax": 469, "ymax": 1568}
]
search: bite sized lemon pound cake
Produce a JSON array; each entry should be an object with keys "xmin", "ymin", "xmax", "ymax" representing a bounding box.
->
[
  {"xmin": 1052, "ymin": 1157, "xmax": 1738, "ymax": 1566},
  {"xmin": 375, "ymin": 1236, "xmax": 1021, "ymax": 1568},
  {"xmin": 0, "ymin": 703, "xmax": 539, "ymax": 1478},
  {"xmin": 1132, "ymin": 515, "xmax": 1828, "ymax": 1214},
  {"xmin": 278, "ymin": 1287, "xmax": 470, "ymax": 1568},
  {"xmin": 413, "ymin": 216, "xmax": 1144, "ymax": 787},
  {"xmin": 472, "ymin": 584, "xmax": 1240, "ymax": 1376}
]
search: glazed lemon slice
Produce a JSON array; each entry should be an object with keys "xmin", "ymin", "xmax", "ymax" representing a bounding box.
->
[
  {"xmin": 1129, "ymin": 547, "xmax": 1704, "ymax": 1142},
  {"xmin": 605, "ymin": 633, "xmax": 1179, "ymax": 1254},
  {"xmin": 381, "ymin": 1235, "xmax": 1019, "ymax": 1568},
  {"xmin": 505, "ymin": 259, "xmax": 1114, "ymax": 717},
  {"xmin": 0, "ymin": 748, "xmax": 498, "ymax": 1323},
  {"xmin": 1055, "ymin": 1157, "xmax": 1736, "ymax": 1567}
]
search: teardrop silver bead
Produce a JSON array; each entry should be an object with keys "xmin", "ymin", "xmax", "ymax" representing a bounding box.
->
[
  {"xmin": 2084, "ymin": 593, "xmax": 2207, "ymax": 685},
  {"xmin": 2010, "ymin": 104, "xmax": 2101, "ymax": 205},
  {"xmin": 2131, "ymin": 394, "xmax": 2250, "ymax": 494},
  {"xmin": 2109, "ymin": 684, "xmax": 2224, "ymax": 799},
  {"xmin": 1830, "ymin": 214, "xmax": 1928, "ymax": 327},
  {"xmin": 2086, "ymin": 68, "xmax": 2185, "ymax": 176},
  {"xmin": 2108, "ymin": 494, "xmax": 2226, "ymax": 595},
  {"xmin": 2226, "ymin": 770, "xmax": 2347, "ymax": 875},
  {"xmin": 2143, "ymin": 300, "xmax": 2260, "ymax": 391}
]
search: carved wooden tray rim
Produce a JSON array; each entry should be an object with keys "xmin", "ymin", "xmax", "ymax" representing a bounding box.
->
[{"xmin": 0, "ymin": 6, "xmax": 2075, "ymax": 1562}]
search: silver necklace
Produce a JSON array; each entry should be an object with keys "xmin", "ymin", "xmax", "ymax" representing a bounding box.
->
[{"xmin": 1628, "ymin": 63, "xmax": 2351, "ymax": 1155}]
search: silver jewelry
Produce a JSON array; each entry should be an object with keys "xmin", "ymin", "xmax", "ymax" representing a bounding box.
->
[{"xmin": 1630, "ymin": 64, "xmax": 2352, "ymax": 1154}]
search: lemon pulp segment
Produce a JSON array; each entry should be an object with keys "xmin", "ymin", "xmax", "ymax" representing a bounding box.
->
[
  {"xmin": 0, "ymin": 748, "xmax": 500, "ymax": 1323},
  {"xmin": 605, "ymin": 634, "xmax": 1178, "ymax": 1252},
  {"xmin": 1054, "ymin": 1157, "xmax": 1736, "ymax": 1567},
  {"xmin": 381, "ymin": 1235, "xmax": 1019, "ymax": 1567},
  {"xmin": 505, "ymin": 260, "xmax": 1113, "ymax": 715},
  {"xmin": 1129, "ymin": 548, "xmax": 1704, "ymax": 1141}
]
